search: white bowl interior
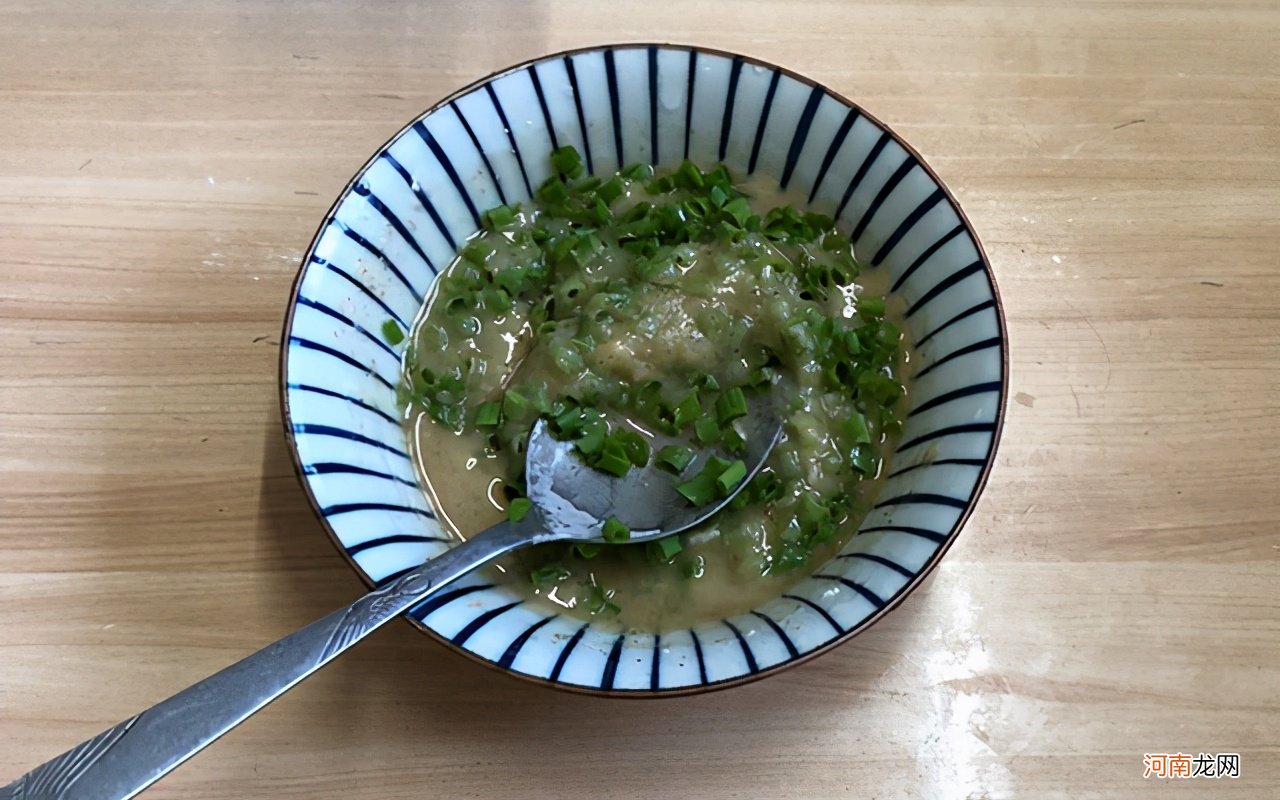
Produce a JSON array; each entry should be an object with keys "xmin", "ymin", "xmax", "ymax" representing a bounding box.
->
[{"xmin": 283, "ymin": 45, "xmax": 1004, "ymax": 693}]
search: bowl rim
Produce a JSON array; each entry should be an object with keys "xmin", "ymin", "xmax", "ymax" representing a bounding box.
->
[{"xmin": 278, "ymin": 41, "xmax": 1009, "ymax": 698}]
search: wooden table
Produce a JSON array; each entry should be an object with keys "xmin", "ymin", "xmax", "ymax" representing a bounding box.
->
[{"xmin": 2, "ymin": 1, "xmax": 1277, "ymax": 797}]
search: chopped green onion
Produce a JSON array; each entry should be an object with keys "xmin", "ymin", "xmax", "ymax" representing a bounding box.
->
[
  {"xmin": 715, "ymin": 459, "xmax": 747, "ymax": 494},
  {"xmin": 795, "ymin": 493, "xmax": 827, "ymax": 529},
  {"xmin": 574, "ymin": 424, "xmax": 607, "ymax": 456},
  {"xmin": 550, "ymin": 145, "xmax": 584, "ymax": 179},
  {"xmin": 508, "ymin": 497, "xmax": 532, "ymax": 523},
  {"xmin": 858, "ymin": 296, "xmax": 887, "ymax": 318},
  {"xmin": 675, "ymin": 457, "xmax": 732, "ymax": 506},
  {"xmin": 620, "ymin": 163, "xmax": 653, "ymax": 180},
  {"xmin": 482, "ymin": 287, "xmax": 513, "ymax": 312},
  {"xmin": 672, "ymin": 391, "xmax": 701, "ymax": 428},
  {"xmin": 482, "ymin": 204, "xmax": 517, "ymax": 230},
  {"xmin": 845, "ymin": 411, "xmax": 872, "ymax": 444},
  {"xmin": 850, "ymin": 445, "xmax": 880, "ymax": 477},
  {"xmin": 502, "ymin": 388, "xmax": 534, "ymax": 424},
  {"xmin": 602, "ymin": 516, "xmax": 630, "ymax": 543},
  {"xmin": 460, "ymin": 239, "xmax": 495, "ymax": 265},
  {"xmin": 381, "ymin": 320, "xmax": 405, "ymax": 345},
  {"xmin": 530, "ymin": 563, "xmax": 570, "ymax": 587},
  {"xmin": 647, "ymin": 535, "xmax": 682, "ymax": 563},
  {"xmin": 722, "ymin": 428, "xmax": 745, "ymax": 454},
  {"xmin": 680, "ymin": 555, "xmax": 705, "ymax": 579},
  {"xmin": 694, "ymin": 416, "xmax": 720, "ymax": 444},
  {"xmin": 585, "ymin": 584, "xmax": 620, "ymax": 615},
  {"xmin": 722, "ymin": 196, "xmax": 752, "ymax": 227},
  {"xmin": 597, "ymin": 177, "xmax": 624, "ymax": 205},
  {"xmin": 674, "ymin": 160, "xmax": 705, "ymax": 189},
  {"xmin": 594, "ymin": 444, "xmax": 633, "ymax": 477},
  {"xmin": 656, "ymin": 444, "xmax": 695, "ymax": 474},
  {"xmin": 613, "ymin": 429, "xmax": 650, "ymax": 467},
  {"xmin": 715, "ymin": 386, "xmax": 748, "ymax": 423},
  {"xmin": 474, "ymin": 401, "xmax": 502, "ymax": 427},
  {"xmin": 537, "ymin": 176, "xmax": 570, "ymax": 205}
]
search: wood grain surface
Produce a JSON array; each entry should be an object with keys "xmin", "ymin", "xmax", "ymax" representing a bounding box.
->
[{"xmin": 1, "ymin": 1, "xmax": 1277, "ymax": 797}]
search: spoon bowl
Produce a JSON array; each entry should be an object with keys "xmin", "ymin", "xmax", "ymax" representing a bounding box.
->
[{"xmin": 525, "ymin": 405, "xmax": 783, "ymax": 540}]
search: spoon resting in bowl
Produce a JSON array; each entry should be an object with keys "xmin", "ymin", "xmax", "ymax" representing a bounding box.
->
[{"xmin": 4, "ymin": 406, "xmax": 782, "ymax": 800}]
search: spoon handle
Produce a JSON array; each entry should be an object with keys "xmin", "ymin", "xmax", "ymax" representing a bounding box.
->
[{"xmin": 3, "ymin": 520, "xmax": 529, "ymax": 800}]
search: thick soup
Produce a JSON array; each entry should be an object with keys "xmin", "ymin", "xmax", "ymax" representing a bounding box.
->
[{"xmin": 398, "ymin": 148, "xmax": 910, "ymax": 632}]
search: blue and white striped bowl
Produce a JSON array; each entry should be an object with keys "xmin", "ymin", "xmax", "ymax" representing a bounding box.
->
[{"xmin": 280, "ymin": 44, "xmax": 1007, "ymax": 696}]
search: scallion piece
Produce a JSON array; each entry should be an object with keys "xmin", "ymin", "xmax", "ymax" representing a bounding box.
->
[
  {"xmin": 550, "ymin": 145, "xmax": 584, "ymax": 179},
  {"xmin": 715, "ymin": 459, "xmax": 747, "ymax": 494},
  {"xmin": 537, "ymin": 176, "xmax": 570, "ymax": 205},
  {"xmin": 574, "ymin": 424, "xmax": 607, "ymax": 456},
  {"xmin": 613, "ymin": 429, "xmax": 650, "ymax": 467},
  {"xmin": 656, "ymin": 444, "xmax": 695, "ymax": 474},
  {"xmin": 483, "ymin": 204, "xmax": 517, "ymax": 231},
  {"xmin": 508, "ymin": 497, "xmax": 532, "ymax": 523},
  {"xmin": 482, "ymin": 287, "xmax": 513, "ymax": 312},
  {"xmin": 672, "ymin": 391, "xmax": 701, "ymax": 428},
  {"xmin": 597, "ymin": 177, "xmax": 624, "ymax": 205},
  {"xmin": 647, "ymin": 535, "xmax": 682, "ymax": 563},
  {"xmin": 715, "ymin": 386, "xmax": 748, "ymax": 423},
  {"xmin": 594, "ymin": 444, "xmax": 633, "ymax": 477},
  {"xmin": 675, "ymin": 160, "xmax": 705, "ymax": 189},
  {"xmin": 381, "ymin": 320, "xmax": 405, "ymax": 345},
  {"xmin": 675, "ymin": 457, "xmax": 731, "ymax": 506},
  {"xmin": 722, "ymin": 196, "xmax": 752, "ymax": 227},
  {"xmin": 849, "ymin": 445, "xmax": 879, "ymax": 477},
  {"xmin": 474, "ymin": 401, "xmax": 502, "ymax": 427},
  {"xmin": 858, "ymin": 296, "xmax": 887, "ymax": 318},
  {"xmin": 530, "ymin": 562, "xmax": 569, "ymax": 586},
  {"xmin": 845, "ymin": 411, "xmax": 872, "ymax": 444},
  {"xmin": 680, "ymin": 555, "xmax": 705, "ymax": 579},
  {"xmin": 602, "ymin": 516, "xmax": 630, "ymax": 543},
  {"xmin": 585, "ymin": 584, "xmax": 620, "ymax": 615},
  {"xmin": 722, "ymin": 428, "xmax": 745, "ymax": 454},
  {"xmin": 502, "ymin": 388, "xmax": 533, "ymax": 424},
  {"xmin": 694, "ymin": 416, "xmax": 720, "ymax": 444}
]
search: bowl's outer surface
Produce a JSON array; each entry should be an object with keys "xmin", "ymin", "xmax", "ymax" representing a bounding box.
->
[{"xmin": 280, "ymin": 43, "xmax": 1007, "ymax": 696}]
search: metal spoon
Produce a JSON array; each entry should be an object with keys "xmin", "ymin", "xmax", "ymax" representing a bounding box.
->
[{"xmin": 4, "ymin": 407, "xmax": 782, "ymax": 799}]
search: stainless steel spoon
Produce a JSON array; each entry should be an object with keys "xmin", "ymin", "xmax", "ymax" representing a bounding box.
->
[{"xmin": 5, "ymin": 407, "xmax": 782, "ymax": 799}]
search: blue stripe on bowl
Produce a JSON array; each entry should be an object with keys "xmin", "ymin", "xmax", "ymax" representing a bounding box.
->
[{"xmin": 283, "ymin": 44, "xmax": 1006, "ymax": 695}]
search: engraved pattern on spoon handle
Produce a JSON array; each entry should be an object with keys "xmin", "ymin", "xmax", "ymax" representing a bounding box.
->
[{"xmin": 2, "ymin": 521, "xmax": 529, "ymax": 800}]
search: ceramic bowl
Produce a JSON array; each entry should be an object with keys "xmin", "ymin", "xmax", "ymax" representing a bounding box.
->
[{"xmin": 280, "ymin": 43, "xmax": 1007, "ymax": 696}]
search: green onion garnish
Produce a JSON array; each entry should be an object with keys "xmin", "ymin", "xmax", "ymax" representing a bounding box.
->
[
  {"xmin": 656, "ymin": 444, "xmax": 695, "ymax": 474},
  {"xmin": 675, "ymin": 457, "xmax": 731, "ymax": 506},
  {"xmin": 715, "ymin": 459, "xmax": 747, "ymax": 494},
  {"xmin": 474, "ymin": 401, "xmax": 501, "ymax": 427},
  {"xmin": 530, "ymin": 563, "xmax": 570, "ymax": 587},
  {"xmin": 672, "ymin": 391, "xmax": 701, "ymax": 428},
  {"xmin": 602, "ymin": 516, "xmax": 630, "ymax": 543},
  {"xmin": 647, "ymin": 536, "xmax": 682, "ymax": 563},
  {"xmin": 550, "ymin": 145, "xmax": 584, "ymax": 179},
  {"xmin": 507, "ymin": 497, "xmax": 532, "ymax": 523},
  {"xmin": 845, "ymin": 411, "xmax": 872, "ymax": 445},
  {"xmin": 482, "ymin": 203, "xmax": 517, "ymax": 230},
  {"xmin": 694, "ymin": 416, "xmax": 720, "ymax": 444},
  {"xmin": 594, "ymin": 445, "xmax": 632, "ymax": 477},
  {"xmin": 715, "ymin": 386, "xmax": 748, "ymax": 423},
  {"xmin": 381, "ymin": 319, "xmax": 405, "ymax": 345}
]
